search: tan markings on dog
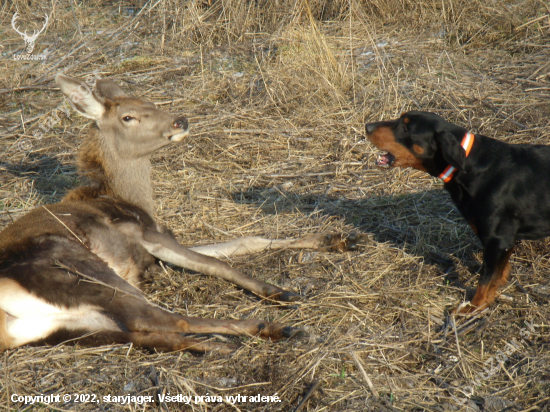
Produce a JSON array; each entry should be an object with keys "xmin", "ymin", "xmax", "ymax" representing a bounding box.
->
[
  {"xmin": 402, "ymin": 117, "xmax": 410, "ymax": 124},
  {"xmin": 367, "ymin": 126, "xmax": 426, "ymax": 172},
  {"xmin": 455, "ymin": 247, "xmax": 514, "ymax": 314},
  {"xmin": 412, "ymin": 144, "xmax": 424, "ymax": 154}
]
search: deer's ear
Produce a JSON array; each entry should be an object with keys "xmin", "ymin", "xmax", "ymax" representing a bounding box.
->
[
  {"xmin": 56, "ymin": 74, "xmax": 105, "ymax": 120},
  {"xmin": 95, "ymin": 80, "xmax": 129, "ymax": 100}
]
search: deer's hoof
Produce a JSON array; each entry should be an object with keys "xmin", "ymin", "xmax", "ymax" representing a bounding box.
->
[
  {"xmin": 281, "ymin": 326, "xmax": 308, "ymax": 339},
  {"xmin": 279, "ymin": 290, "xmax": 302, "ymax": 302},
  {"xmin": 324, "ymin": 233, "xmax": 369, "ymax": 252}
]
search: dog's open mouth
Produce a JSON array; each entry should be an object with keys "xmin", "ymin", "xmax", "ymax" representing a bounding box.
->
[{"xmin": 376, "ymin": 152, "xmax": 395, "ymax": 168}]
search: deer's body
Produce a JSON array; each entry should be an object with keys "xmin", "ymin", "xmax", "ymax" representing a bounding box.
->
[{"xmin": 0, "ymin": 75, "xmax": 361, "ymax": 353}]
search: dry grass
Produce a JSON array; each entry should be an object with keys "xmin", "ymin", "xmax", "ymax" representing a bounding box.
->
[{"xmin": 1, "ymin": 0, "xmax": 550, "ymax": 411}]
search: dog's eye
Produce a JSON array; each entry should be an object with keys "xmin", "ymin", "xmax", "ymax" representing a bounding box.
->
[{"xmin": 122, "ymin": 116, "xmax": 133, "ymax": 122}]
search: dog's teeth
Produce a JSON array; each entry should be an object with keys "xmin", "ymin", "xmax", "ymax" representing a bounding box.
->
[{"xmin": 376, "ymin": 154, "xmax": 390, "ymax": 167}]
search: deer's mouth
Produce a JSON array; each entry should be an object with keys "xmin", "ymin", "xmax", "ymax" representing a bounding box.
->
[{"xmin": 169, "ymin": 130, "xmax": 189, "ymax": 142}]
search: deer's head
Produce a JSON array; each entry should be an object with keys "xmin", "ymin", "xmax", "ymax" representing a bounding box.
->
[{"xmin": 56, "ymin": 74, "xmax": 189, "ymax": 159}]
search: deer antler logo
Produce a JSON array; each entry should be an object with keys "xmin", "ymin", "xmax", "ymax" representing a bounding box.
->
[{"xmin": 11, "ymin": 12, "xmax": 49, "ymax": 54}]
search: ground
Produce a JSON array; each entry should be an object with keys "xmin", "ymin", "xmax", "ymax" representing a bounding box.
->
[{"xmin": 0, "ymin": 1, "xmax": 549, "ymax": 411}]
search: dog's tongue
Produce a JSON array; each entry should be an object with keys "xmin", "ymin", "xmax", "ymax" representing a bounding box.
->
[{"xmin": 376, "ymin": 153, "xmax": 395, "ymax": 168}]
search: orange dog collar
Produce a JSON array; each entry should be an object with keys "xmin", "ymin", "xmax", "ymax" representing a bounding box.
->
[{"xmin": 439, "ymin": 132, "xmax": 475, "ymax": 182}]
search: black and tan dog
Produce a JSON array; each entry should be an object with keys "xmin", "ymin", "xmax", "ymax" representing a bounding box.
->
[{"xmin": 365, "ymin": 111, "xmax": 550, "ymax": 313}]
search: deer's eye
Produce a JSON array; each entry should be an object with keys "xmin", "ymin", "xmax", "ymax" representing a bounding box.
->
[{"xmin": 122, "ymin": 116, "xmax": 133, "ymax": 122}]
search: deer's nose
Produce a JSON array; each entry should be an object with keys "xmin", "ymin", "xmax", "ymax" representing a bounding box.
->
[{"xmin": 173, "ymin": 117, "xmax": 188, "ymax": 130}]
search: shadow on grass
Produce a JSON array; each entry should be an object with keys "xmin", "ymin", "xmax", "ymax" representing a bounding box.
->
[
  {"xmin": 231, "ymin": 185, "xmax": 483, "ymax": 292},
  {"xmin": 1, "ymin": 153, "xmax": 78, "ymax": 202}
]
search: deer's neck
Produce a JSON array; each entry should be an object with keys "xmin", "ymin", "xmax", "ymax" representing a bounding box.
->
[
  {"xmin": 105, "ymin": 154, "xmax": 155, "ymax": 216},
  {"xmin": 75, "ymin": 128, "xmax": 156, "ymax": 216}
]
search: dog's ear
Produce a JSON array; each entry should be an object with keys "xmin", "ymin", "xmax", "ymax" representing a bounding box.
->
[{"xmin": 436, "ymin": 130, "xmax": 466, "ymax": 172}]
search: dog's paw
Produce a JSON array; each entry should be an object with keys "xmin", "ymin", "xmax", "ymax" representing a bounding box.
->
[{"xmin": 450, "ymin": 301, "xmax": 489, "ymax": 315}]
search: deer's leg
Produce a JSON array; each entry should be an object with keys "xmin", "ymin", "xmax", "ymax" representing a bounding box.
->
[
  {"xmin": 128, "ymin": 226, "xmax": 302, "ymax": 302},
  {"xmin": 189, "ymin": 233, "xmax": 368, "ymax": 258},
  {"xmin": 53, "ymin": 265, "xmax": 304, "ymax": 341},
  {"xmin": 105, "ymin": 294, "xmax": 302, "ymax": 341},
  {"xmin": 181, "ymin": 316, "xmax": 303, "ymax": 340},
  {"xmin": 122, "ymin": 308, "xmax": 303, "ymax": 341},
  {"xmin": 2, "ymin": 258, "xmax": 302, "ymax": 351},
  {"xmin": 42, "ymin": 329, "xmax": 236, "ymax": 354},
  {"xmin": 58, "ymin": 260, "xmax": 304, "ymax": 341}
]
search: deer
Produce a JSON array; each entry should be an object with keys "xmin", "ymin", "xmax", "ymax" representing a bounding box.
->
[
  {"xmin": 11, "ymin": 12, "xmax": 49, "ymax": 54},
  {"xmin": 0, "ymin": 74, "xmax": 364, "ymax": 354}
]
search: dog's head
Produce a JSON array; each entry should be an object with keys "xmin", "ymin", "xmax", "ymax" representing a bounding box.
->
[{"xmin": 365, "ymin": 111, "xmax": 470, "ymax": 178}]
